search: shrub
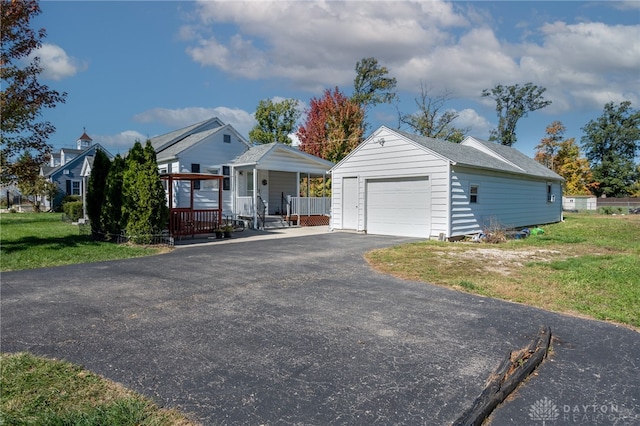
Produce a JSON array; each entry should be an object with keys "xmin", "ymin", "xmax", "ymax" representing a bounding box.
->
[
  {"xmin": 62, "ymin": 200, "xmax": 83, "ymax": 222},
  {"xmin": 599, "ymin": 206, "xmax": 614, "ymax": 215}
]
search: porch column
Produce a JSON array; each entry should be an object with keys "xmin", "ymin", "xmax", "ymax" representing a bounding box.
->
[
  {"xmin": 253, "ymin": 166, "xmax": 258, "ymax": 229},
  {"xmin": 307, "ymin": 172, "xmax": 311, "ymax": 216}
]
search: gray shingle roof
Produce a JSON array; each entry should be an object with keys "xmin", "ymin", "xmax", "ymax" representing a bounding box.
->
[{"xmin": 394, "ymin": 129, "xmax": 563, "ymax": 180}]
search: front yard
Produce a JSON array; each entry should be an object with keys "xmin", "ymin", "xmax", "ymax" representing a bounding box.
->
[{"xmin": 365, "ymin": 213, "xmax": 640, "ymax": 328}]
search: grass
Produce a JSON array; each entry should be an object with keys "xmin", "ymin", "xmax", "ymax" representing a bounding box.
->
[
  {"xmin": 0, "ymin": 212, "xmax": 167, "ymax": 272},
  {"xmin": 0, "ymin": 352, "xmax": 197, "ymax": 426},
  {"xmin": 365, "ymin": 213, "xmax": 640, "ymax": 328}
]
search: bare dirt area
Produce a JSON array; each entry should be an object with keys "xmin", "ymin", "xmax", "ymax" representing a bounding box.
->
[{"xmin": 433, "ymin": 247, "xmax": 564, "ymax": 275}]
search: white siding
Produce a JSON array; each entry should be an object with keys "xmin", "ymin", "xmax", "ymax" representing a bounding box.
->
[
  {"xmin": 268, "ymin": 171, "xmax": 297, "ymax": 214},
  {"xmin": 331, "ymin": 129, "xmax": 450, "ymax": 238},
  {"xmin": 450, "ymin": 166, "xmax": 563, "ymax": 236},
  {"xmin": 173, "ymin": 133, "xmax": 247, "ymax": 216}
]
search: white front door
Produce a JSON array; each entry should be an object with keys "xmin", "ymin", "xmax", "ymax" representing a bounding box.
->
[{"xmin": 342, "ymin": 177, "xmax": 358, "ymax": 229}]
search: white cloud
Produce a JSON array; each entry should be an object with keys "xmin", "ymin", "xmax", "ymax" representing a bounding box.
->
[
  {"xmin": 133, "ymin": 106, "xmax": 256, "ymax": 138},
  {"xmin": 29, "ymin": 43, "xmax": 84, "ymax": 81},
  {"xmin": 92, "ymin": 130, "xmax": 146, "ymax": 153},
  {"xmin": 181, "ymin": 1, "xmax": 638, "ymax": 118},
  {"xmin": 454, "ymin": 108, "xmax": 493, "ymax": 138}
]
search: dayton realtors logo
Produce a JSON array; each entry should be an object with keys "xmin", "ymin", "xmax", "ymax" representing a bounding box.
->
[
  {"xmin": 529, "ymin": 397, "xmax": 638, "ymax": 424},
  {"xmin": 529, "ymin": 397, "xmax": 560, "ymax": 425}
]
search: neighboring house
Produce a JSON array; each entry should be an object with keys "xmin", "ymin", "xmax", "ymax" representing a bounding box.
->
[
  {"xmin": 330, "ymin": 126, "xmax": 564, "ymax": 239},
  {"xmin": 41, "ymin": 130, "xmax": 113, "ymax": 213},
  {"xmin": 151, "ymin": 117, "xmax": 334, "ymax": 232}
]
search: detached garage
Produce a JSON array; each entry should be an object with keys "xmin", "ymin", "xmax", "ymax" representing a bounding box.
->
[{"xmin": 330, "ymin": 126, "xmax": 564, "ymax": 239}]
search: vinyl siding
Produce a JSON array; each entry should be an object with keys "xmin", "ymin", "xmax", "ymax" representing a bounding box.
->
[
  {"xmin": 331, "ymin": 129, "xmax": 450, "ymax": 237},
  {"xmin": 450, "ymin": 166, "xmax": 563, "ymax": 236}
]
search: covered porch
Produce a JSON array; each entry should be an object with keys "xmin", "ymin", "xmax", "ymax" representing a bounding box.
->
[{"xmin": 230, "ymin": 143, "xmax": 334, "ymax": 229}]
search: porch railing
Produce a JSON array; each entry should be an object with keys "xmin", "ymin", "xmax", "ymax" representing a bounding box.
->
[
  {"xmin": 169, "ymin": 208, "xmax": 222, "ymax": 237},
  {"xmin": 287, "ymin": 196, "xmax": 331, "ymax": 216}
]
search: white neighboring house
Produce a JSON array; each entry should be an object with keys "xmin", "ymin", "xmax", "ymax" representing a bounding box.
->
[
  {"xmin": 41, "ymin": 130, "xmax": 113, "ymax": 214},
  {"xmin": 330, "ymin": 126, "xmax": 564, "ymax": 239},
  {"xmin": 150, "ymin": 117, "xmax": 334, "ymax": 235}
]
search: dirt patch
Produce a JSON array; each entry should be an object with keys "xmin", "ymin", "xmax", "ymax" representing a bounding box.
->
[{"xmin": 433, "ymin": 248, "xmax": 563, "ymax": 275}]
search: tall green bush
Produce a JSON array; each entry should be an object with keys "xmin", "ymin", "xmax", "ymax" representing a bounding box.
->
[
  {"xmin": 122, "ymin": 140, "xmax": 168, "ymax": 244},
  {"xmin": 86, "ymin": 149, "xmax": 111, "ymax": 238},
  {"xmin": 101, "ymin": 154, "xmax": 125, "ymax": 239}
]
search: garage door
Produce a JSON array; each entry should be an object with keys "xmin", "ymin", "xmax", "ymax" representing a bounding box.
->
[{"xmin": 366, "ymin": 177, "xmax": 431, "ymax": 237}]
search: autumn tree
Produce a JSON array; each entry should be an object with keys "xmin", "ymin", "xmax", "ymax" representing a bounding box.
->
[
  {"xmin": 297, "ymin": 87, "xmax": 364, "ymax": 164},
  {"xmin": 534, "ymin": 121, "xmax": 567, "ymax": 172},
  {"xmin": 481, "ymin": 82, "xmax": 551, "ymax": 146},
  {"xmin": 398, "ymin": 84, "xmax": 468, "ymax": 142},
  {"xmin": 1, "ymin": 0, "xmax": 67, "ymax": 184},
  {"xmin": 352, "ymin": 57, "xmax": 397, "ymax": 134},
  {"xmin": 581, "ymin": 101, "xmax": 640, "ymax": 197},
  {"xmin": 249, "ymin": 98, "xmax": 301, "ymax": 145},
  {"xmin": 555, "ymin": 139, "xmax": 593, "ymax": 195}
]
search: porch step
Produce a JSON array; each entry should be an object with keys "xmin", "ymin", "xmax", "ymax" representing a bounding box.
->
[{"xmin": 262, "ymin": 215, "xmax": 296, "ymax": 229}]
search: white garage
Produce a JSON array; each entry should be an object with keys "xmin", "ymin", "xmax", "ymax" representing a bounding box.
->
[
  {"xmin": 366, "ymin": 177, "xmax": 431, "ymax": 237},
  {"xmin": 330, "ymin": 126, "xmax": 564, "ymax": 239}
]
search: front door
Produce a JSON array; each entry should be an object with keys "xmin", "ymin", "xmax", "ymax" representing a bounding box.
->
[{"xmin": 342, "ymin": 177, "xmax": 358, "ymax": 229}]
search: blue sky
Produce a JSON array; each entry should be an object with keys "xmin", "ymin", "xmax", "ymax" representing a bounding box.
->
[{"xmin": 32, "ymin": 1, "xmax": 639, "ymax": 158}]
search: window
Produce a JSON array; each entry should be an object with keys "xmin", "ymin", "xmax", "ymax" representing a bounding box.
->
[
  {"xmin": 223, "ymin": 134, "xmax": 231, "ymax": 143},
  {"xmin": 223, "ymin": 177, "xmax": 230, "ymax": 191},
  {"xmin": 547, "ymin": 183, "xmax": 554, "ymax": 202},
  {"xmin": 247, "ymin": 171, "xmax": 254, "ymax": 196},
  {"xmin": 71, "ymin": 180, "xmax": 81, "ymax": 196},
  {"xmin": 470, "ymin": 185, "xmax": 478, "ymax": 203},
  {"xmin": 191, "ymin": 164, "xmax": 200, "ymax": 190},
  {"xmin": 222, "ymin": 165, "xmax": 230, "ymax": 176}
]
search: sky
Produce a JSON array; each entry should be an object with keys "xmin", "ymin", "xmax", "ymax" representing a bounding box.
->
[{"xmin": 30, "ymin": 0, "xmax": 640, "ymax": 159}]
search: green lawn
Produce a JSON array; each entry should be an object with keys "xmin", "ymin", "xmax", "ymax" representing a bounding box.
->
[
  {"xmin": 0, "ymin": 352, "xmax": 197, "ymax": 425},
  {"xmin": 366, "ymin": 213, "xmax": 640, "ymax": 328},
  {"xmin": 0, "ymin": 212, "xmax": 166, "ymax": 272}
]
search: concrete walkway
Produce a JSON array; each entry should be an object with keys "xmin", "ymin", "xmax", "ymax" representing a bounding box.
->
[{"xmin": 1, "ymin": 231, "xmax": 638, "ymax": 425}]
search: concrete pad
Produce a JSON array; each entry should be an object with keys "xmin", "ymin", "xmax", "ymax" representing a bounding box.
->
[{"xmin": 1, "ymin": 232, "xmax": 638, "ymax": 425}]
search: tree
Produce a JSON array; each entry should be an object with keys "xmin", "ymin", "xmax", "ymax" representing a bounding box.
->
[
  {"xmin": 352, "ymin": 57, "xmax": 397, "ymax": 134},
  {"xmin": 14, "ymin": 151, "xmax": 40, "ymax": 198},
  {"xmin": 86, "ymin": 149, "xmax": 111, "ymax": 238},
  {"xmin": 398, "ymin": 83, "xmax": 469, "ymax": 142},
  {"xmin": 297, "ymin": 87, "xmax": 364, "ymax": 164},
  {"xmin": 534, "ymin": 121, "xmax": 566, "ymax": 172},
  {"xmin": 101, "ymin": 154, "xmax": 125, "ymax": 238},
  {"xmin": 1, "ymin": 0, "xmax": 67, "ymax": 183},
  {"xmin": 555, "ymin": 139, "xmax": 594, "ymax": 195},
  {"xmin": 481, "ymin": 82, "xmax": 551, "ymax": 146},
  {"xmin": 122, "ymin": 140, "xmax": 168, "ymax": 244},
  {"xmin": 581, "ymin": 101, "xmax": 640, "ymax": 197},
  {"xmin": 249, "ymin": 98, "xmax": 301, "ymax": 145}
]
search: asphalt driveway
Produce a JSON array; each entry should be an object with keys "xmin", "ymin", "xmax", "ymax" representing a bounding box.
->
[{"xmin": 1, "ymin": 230, "xmax": 638, "ymax": 425}]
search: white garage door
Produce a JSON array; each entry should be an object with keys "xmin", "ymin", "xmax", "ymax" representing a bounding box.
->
[{"xmin": 366, "ymin": 177, "xmax": 431, "ymax": 237}]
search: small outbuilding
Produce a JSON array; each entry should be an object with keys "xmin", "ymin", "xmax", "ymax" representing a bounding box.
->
[{"xmin": 330, "ymin": 126, "xmax": 564, "ymax": 239}]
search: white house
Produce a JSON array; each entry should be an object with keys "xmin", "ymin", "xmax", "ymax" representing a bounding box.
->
[
  {"xmin": 150, "ymin": 117, "xmax": 334, "ymax": 235},
  {"xmin": 330, "ymin": 126, "xmax": 564, "ymax": 239}
]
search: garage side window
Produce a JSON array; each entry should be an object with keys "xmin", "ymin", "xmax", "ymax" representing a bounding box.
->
[
  {"xmin": 547, "ymin": 183, "xmax": 555, "ymax": 202},
  {"xmin": 470, "ymin": 185, "xmax": 479, "ymax": 203}
]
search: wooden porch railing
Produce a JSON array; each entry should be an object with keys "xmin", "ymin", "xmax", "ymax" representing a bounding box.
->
[{"xmin": 169, "ymin": 208, "xmax": 222, "ymax": 237}]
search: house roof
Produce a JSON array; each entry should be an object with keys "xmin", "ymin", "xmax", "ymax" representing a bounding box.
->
[
  {"xmin": 149, "ymin": 117, "xmax": 226, "ymax": 153},
  {"xmin": 78, "ymin": 131, "xmax": 92, "ymax": 142},
  {"xmin": 232, "ymin": 143, "xmax": 334, "ymax": 172},
  {"xmin": 43, "ymin": 143, "xmax": 113, "ymax": 179},
  {"xmin": 361, "ymin": 127, "xmax": 563, "ymax": 181}
]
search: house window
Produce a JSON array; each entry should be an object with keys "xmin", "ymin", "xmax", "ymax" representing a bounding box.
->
[
  {"xmin": 191, "ymin": 163, "xmax": 200, "ymax": 190},
  {"xmin": 470, "ymin": 185, "xmax": 479, "ymax": 203},
  {"xmin": 223, "ymin": 134, "xmax": 231, "ymax": 143},
  {"xmin": 547, "ymin": 183, "xmax": 554, "ymax": 202},
  {"xmin": 71, "ymin": 180, "xmax": 81, "ymax": 196},
  {"xmin": 223, "ymin": 177, "xmax": 230, "ymax": 191},
  {"xmin": 222, "ymin": 165, "xmax": 230, "ymax": 176}
]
